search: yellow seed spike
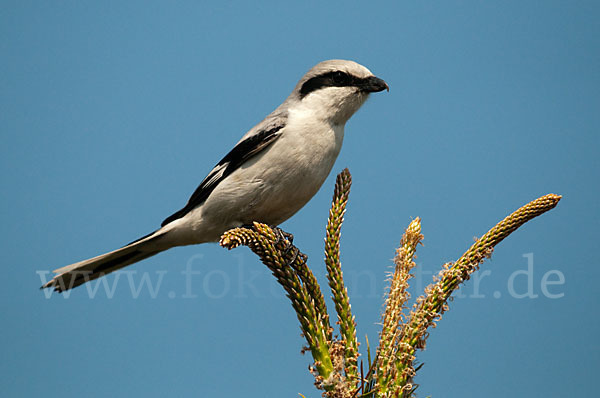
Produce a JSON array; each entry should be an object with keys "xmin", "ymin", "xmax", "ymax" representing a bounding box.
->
[
  {"xmin": 391, "ymin": 194, "xmax": 561, "ymax": 391},
  {"xmin": 377, "ymin": 218, "xmax": 423, "ymax": 394}
]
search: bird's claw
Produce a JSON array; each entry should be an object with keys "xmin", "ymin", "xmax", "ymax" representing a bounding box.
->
[
  {"xmin": 272, "ymin": 226, "xmax": 294, "ymax": 245},
  {"xmin": 272, "ymin": 227, "xmax": 300, "ymax": 265},
  {"xmin": 272, "ymin": 227, "xmax": 294, "ymax": 244}
]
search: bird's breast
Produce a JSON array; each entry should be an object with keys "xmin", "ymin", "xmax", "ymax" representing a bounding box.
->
[
  {"xmin": 189, "ymin": 114, "xmax": 345, "ymax": 239},
  {"xmin": 239, "ymin": 117, "xmax": 344, "ymax": 222}
]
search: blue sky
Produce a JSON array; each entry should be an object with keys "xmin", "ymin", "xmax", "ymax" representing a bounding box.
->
[{"xmin": 2, "ymin": 1, "xmax": 599, "ymax": 397}]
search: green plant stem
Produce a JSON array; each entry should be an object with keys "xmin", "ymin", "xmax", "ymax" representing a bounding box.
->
[{"xmin": 324, "ymin": 168, "xmax": 359, "ymax": 386}]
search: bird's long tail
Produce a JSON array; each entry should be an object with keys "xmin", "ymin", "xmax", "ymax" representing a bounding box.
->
[{"xmin": 41, "ymin": 230, "xmax": 169, "ymax": 292}]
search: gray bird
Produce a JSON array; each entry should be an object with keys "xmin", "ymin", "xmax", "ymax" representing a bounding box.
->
[{"xmin": 41, "ymin": 59, "xmax": 388, "ymax": 292}]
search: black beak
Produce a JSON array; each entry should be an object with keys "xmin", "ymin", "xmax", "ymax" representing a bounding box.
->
[{"xmin": 361, "ymin": 76, "xmax": 389, "ymax": 93}]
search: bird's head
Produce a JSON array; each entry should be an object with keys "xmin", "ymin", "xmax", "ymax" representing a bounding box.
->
[{"xmin": 291, "ymin": 59, "xmax": 388, "ymax": 125}]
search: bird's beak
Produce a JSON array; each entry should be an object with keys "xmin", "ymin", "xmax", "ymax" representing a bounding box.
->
[{"xmin": 361, "ymin": 76, "xmax": 389, "ymax": 93}]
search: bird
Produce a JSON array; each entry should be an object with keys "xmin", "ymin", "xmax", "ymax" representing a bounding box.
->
[{"xmin": 41, "ymin": 59, "xmax": 388, "ymax": 292}]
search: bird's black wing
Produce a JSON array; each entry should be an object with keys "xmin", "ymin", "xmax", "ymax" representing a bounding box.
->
[{"xmin": 161, "ymin": 124, "xmax": 284, "ymax": 227}]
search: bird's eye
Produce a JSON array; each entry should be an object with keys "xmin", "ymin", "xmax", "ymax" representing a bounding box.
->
[{"xmin": 332, "ymin": 71, "xmax": 350, "ymax": 85}]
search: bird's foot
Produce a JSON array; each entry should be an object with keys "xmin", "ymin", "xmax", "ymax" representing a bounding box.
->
[
  {"xmin": 241, "ymin": 224, "xmax": 300, "ymax": 265},
  {"xmin": 272, "ymin": 226, "xmax": 294, "ymax": 245},
  {"xmin": 272, "ymin": 227, "xmax": 300, "ymax": 265},
  {"xmin": 285, "ymin": 246, "xmax": 301, "ymax": 266},
  {"xmin": 272, "ymin": 227, "xmax": 294, "ymax": 244}
]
